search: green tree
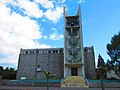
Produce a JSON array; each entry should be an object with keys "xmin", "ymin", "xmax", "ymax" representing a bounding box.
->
[
  {"xmin": 97, "ymin": 54, "xmax": 106, "ymax": 90},
  {"xmin": 97, "ymin": 54, "xmax": 106, "ymax": 79},
  {"xmin": 2, "ymin": 67, "xmax": 16, "ymax": 80},
  {"xmin": 97, "ymin": 54, "xmax": 105, "ymax": 69},
  {"xmin": 106, "ymin": 59, "xmax": 114, "ymax": 70},
  {"xmin": 106, "ymin": 32, "xmax": 120, "ymax": 62},
  {"xmin": 106, "ymin": 32, "xmax": 120, "ymax": 71}
]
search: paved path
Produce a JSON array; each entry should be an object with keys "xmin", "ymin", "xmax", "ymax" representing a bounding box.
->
[{"xmin": 0, "ymin": 86, "xmax": 120, "ymax": 90}]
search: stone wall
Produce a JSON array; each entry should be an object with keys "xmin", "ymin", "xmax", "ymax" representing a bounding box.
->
[
  {"xmin": 17, "ymin": 47, "xmax": 96, "ymax": 80},
  {"xmin": 84, "ymin": 46, "xmax": 96, "ymax": 80},
  {"xmin": 17, "ymin": 48, "xmax": 64, "ymax": 79}
]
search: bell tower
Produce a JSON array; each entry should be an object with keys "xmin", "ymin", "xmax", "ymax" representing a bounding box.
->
[{"xmin": 64, "ymin": 6, "xmax": 85, "ymax": 78}]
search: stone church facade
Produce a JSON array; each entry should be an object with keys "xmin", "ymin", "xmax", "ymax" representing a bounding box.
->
[
  {"xmin": 17, "ymin": 6, "xmax": 96, "ymax": 80},
  {"xmin": 17, "ymin": 48, "xmax": 64, "ymax": 79},
  {"xmin": 17, "ymin": 47, "xmax": 96, "ymax": 80}
]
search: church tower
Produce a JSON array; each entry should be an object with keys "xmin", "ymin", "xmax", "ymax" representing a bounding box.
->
[{"xmin": 64, "ymin": 6, "xmax": 85, "ymax": 78}]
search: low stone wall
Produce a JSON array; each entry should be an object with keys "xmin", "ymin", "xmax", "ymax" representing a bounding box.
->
[
  {"xmin": 88, "ymin": 80, "xmax": 120, "ymax": 88},
  {"xmin": 1, "ymin": 80, "xmax": 120, "ymax": 88},
  {"xmin": 1, "ymin": 80, "xmax": 61, "ymax": 87}
]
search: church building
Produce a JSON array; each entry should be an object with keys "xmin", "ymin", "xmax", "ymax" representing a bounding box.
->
[{"xmin": 17, "ymin": 6, "xmax": 96, "ymax": 82}]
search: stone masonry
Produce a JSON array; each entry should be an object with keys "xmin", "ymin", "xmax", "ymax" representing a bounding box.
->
[
  {"xmin": 17, "ymin": 47, "xmax": 96, "ymax": 80},
  {"xmin": 17, "ymin": 48, "xmax": 64, "ymax": 79},
  {"xmin": 84, "ymin": 46, "xmax": 96, "ymax": 79}
]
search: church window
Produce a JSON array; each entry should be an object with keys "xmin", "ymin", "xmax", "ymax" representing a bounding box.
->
[
  {"xmin": 37, "ymin": 65, "xmax": 40, "ymax": 68},
  {"xmin": 66, "ymin": 21, "xmax": 71, "ymax": 26},
  {"xmin": 25, "ymin": 51, "xmax": 28, "ymax": 54},
  {"xmin": 48, "ymin": 50, "xmax": 51, "ymax": 53},
  {"xmin": 60, "ymin": 50, "xmax": 62, "ymax": 53},
  {"xmin": 74, "ymin": 20, "xmax": 79, "ymax": 26},
  {"xmin": 36, "ymin": 50, "xmax": 39, "ymax": 54},
  {"xmin": 53, "ymin": 50, "xmax": 55, "ymax": 53},
  {"xmin": 37, "ymin": 65, "xmax": 41, "ymax": 72},
  {"xmin": 66, "ymin": 18, "xmax": 79, "ymax": 27},
  {"xmin": 55, "ymin": 50, "xmax": 58, "ymax": 53}
]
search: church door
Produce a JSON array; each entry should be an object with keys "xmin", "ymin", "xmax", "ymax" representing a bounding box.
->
[{"xmin": 71, "ymin": 68, "xmax": 78, "ymax": 76}]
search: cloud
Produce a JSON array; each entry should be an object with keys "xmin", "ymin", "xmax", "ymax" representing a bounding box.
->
[
  {"xmin": 78, "ymin": 0, "xmax": 85, "ymax": 3},
  {"xmin": 35, "ymin": 0, "xmax": 54, "ymax": 9},
  {"xmin": 44, "ymin": 6, "xmax": 63, "ymax": 23},
  {"xmin": 2, "ymin": 0, "xmax": 64, "ymax": 23},
  {"xmin": 44, "ymin": 1, "xmax": 54, "ymax": 9},
  {"xmin": 43, "ymin": 35, "xmax": 48, "ymax": 39},
  {"xmin": 17, "ymin": 0, "xmax": 43, "ymax": 18},
  {"xmin": 35, "ymin": 0, "xmax": 64, "ymax": 23},
  {"xmin": 0, "ymin": 3, "xmax": 50, "ymax": 67},
  {"xmin": 0, "ymin": 0, "xmax": 65, "ymax": 68},
  {"xmin": 4, "ymin": 0, "xmax": 43, "ymax": 18},
  {"xmin": 49, "ymin": 28, "xmax": 63, "ymax": 40},
  {"xmin": 62, "ymin": 0, "xmax": 66, "ymax": 3}
]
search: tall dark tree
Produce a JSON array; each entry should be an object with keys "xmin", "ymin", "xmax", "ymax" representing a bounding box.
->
[
  {"xmin": 97, "ymin": 54, "xmax": 105, "ymax": 69},
  {"xmin": 97, "ymin": 54, "xmax": 106, "ymax": 79},
  {"xmin": 107, "ymin": 32, "xmax": 120, "ymax": 62},
  {"xmin": 106, "ymin": 32, "xmax": 120, "ymax": 71},
  {"xmin": 97, "ymin": 54, "xmax": 106, "ymax": 90}
]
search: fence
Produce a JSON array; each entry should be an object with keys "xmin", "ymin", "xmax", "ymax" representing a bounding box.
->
[
  {"xmin": 88, "ymin": 80, "xmax": 120, "ymax": 88},
  {"xmin": 1, "ymin": 79, "xmax": 61, "ymax": 87},
  {"xmin": 1, "ymin": 79, "xmax": 120, "ymax": 88}
]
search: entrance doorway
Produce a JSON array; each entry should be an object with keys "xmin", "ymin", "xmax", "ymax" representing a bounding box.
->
[{"xmin": 71, "ymin": 68, "xmax": 78, "ymax": 76}]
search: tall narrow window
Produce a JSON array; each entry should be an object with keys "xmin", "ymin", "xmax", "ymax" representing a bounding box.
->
[
  {"xmin": 55, "ymin": 50, "xmax": 58, "ymax": 53},
  {"xmin": 25, "ymin": 51, "xmax": 28, "ymax": 54},
  {"xmin": 36, "ymin": 50, "xmax": 39, "ymax": 54},
  {"xmin": 37, "ymin": 65, "xmax": 40, "ymax": 68},
  {"xmin": 53, "ymin": 50, "xmax": 55, "ymax": 53},
  {"xmin": 48, "ymin": 50, "xmax": 51, "ymax": 53},
  {"xmin": 37, "ymin": 65, "xmax": 41, "ymax": 72}
]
